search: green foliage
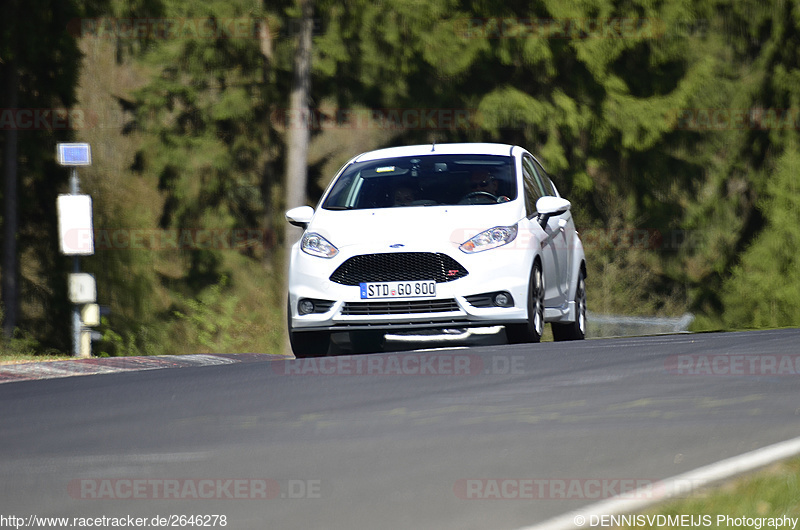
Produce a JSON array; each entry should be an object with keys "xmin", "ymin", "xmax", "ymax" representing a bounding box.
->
[
  {"xmin": 686, "ymin": 0, "xmax": 800, "ymax": 329},
  {"xmin": 0, "ymin": 327, "xmax": 40, "ymax": 358},
  {"xmin": 619, "ymin": 457, "xmax": 800, "ymax": 528},
  {"xmin": 7, "ymin": 0, "xmax": 800, "ymax": 357},
  {"xmin": 721, "ymin": 147, "xmax": 800, "ymax": 329},
  {"xmin": 0, "ymin": 0, "xmax": 115, "ymax": 353},
  {"xmin": 89, "ymin": 0, "xmax": 290, "ymax": 355},
  {"xmin": 172, "ymin": 275, "xmax": 241, "ymax": 352},
  {"xmin": 133, "ymin": 0, "xmax": 291, "ymax": 237},
  {"xmin": 99, "ymin": 318, "xmax": 168, "ymax": 357}
]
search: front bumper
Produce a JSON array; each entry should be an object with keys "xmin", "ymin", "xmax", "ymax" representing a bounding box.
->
[{"xmin": 288, "ymin": 245, "xmax": 534, "ymax": 333}]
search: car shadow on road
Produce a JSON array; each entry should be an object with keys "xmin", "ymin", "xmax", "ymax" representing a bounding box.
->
[{"xmin": 328, "ymin": 327, "xmax": 508, "ymax": 355}]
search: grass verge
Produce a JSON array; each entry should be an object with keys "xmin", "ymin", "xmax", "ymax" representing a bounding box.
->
[
  {"xmin": 618, "ymin": 457, "xmax": 800, "ymax": 529},
  {"xmin": 0, "ymin": 352, "xmax": 73, "ymax": 365}
]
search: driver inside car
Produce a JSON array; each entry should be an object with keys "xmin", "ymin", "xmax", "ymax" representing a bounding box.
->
[
  {"xmin": 469, "ymin": 170, "xmax": 499, "ymax": 195},
  {"xmin": 393, "ymin": 186, "xmax": 417, "ymax": 206},
  {"xmin": 465, "ymin": 169, "xmax": 510, "ymax": 202}
]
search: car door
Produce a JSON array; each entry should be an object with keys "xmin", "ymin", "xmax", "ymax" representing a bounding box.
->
[
  {"xmin": 521, "ymin": 156, "xmax": 560, "ymax": 307},
  {"xmin": 523, "ymin": 155, "xmax": 569, "ymax": 307},
  {"xmin": 532, "ymin": 157, "xmax": 575, "ymax": 300}
]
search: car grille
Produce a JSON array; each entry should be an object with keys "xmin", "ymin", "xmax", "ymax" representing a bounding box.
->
[
  {"xmin": 330, "ymin": 253, "xmax": 469, "ymax": 285},
  {"xmin": 341, "ymin": 299, "xmax": 460, "ymax": 315}
]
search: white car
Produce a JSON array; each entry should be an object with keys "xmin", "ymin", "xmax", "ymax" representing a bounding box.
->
[{"xmin": 285, "ymin": 143, "xmax": 586, "ymax": 357}]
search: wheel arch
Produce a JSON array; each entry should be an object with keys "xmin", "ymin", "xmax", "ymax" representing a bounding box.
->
[
  {"xmin": 569, "ymin": 234, "xmax": 586, "ymax": 298},
  {"xmin": 532, "ymin": 253, "xmax": 543, "ymax": 274}
]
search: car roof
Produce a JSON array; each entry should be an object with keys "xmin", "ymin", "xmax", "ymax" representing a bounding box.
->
[{"xmin": 352, "ymin": 143, "xmax": 519, "ymax": 162}]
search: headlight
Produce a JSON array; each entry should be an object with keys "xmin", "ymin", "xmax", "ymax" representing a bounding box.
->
[
  {"xmin": 301, "ymin": 233, "xmax": 339, "ymax": 258},
  {"xmin": 459, "ymin": 225, "xmax": 518, "ymax": 253}
]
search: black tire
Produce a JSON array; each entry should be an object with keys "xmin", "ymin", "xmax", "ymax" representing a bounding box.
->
[
  {"xmin": 289, "ymin": 330, "xmax": 331, "ymax": 358},
  {"xmin": 350, "ymin": 331, "xmax": 385, "ymax": 354},
  {"xmin": 506, "ymin": 262, "xmax": 544, "ymax": 344},
  {"xmin": 552, "ymin": 268, "xmax": 586, "ymax": 341},
  {"xmin": 287, "ymin": 299, "xmax": 331, "ymax": 358}
]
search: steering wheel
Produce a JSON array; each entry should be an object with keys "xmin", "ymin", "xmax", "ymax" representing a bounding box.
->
[{"xmin": 459, "ymin": 191, "xmax": 498, "ymax": 204}]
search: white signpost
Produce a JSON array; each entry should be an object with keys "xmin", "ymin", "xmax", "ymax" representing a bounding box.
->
[
  {"xmin": 57, "ymin": 195, "xmax": 94, "ymax": 255},
  {"xmin": 56, "ymin": 143, "xmax": 96, "ymax": 357},
  {"xmin": 68, "ymin": 273, "xmax": 97, "ymax": 304}
]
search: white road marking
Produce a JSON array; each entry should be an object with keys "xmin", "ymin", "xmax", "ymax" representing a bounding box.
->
[{"xmin": 516, "ymin": 435, "xmax": 800, "ymax": 530}]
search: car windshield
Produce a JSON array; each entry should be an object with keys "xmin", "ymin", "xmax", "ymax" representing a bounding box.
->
[{"xmin": 321, "ymin": 154, "xmax": 516, "ymax": 210}]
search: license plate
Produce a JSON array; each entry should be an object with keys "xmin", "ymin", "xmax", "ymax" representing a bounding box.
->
[{"xmin": 359, "ymin": 281, "xmax": 436, "ymax": 299}]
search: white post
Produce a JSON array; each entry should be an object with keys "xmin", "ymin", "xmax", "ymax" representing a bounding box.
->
[{"xmin": 56, "ymin": 144, "xmax": 94, "ymax": 357}]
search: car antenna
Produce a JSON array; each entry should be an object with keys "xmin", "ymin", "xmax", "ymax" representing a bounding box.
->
[{"xmin": 431, "ymin": 139, "xmax": 436, "ymax": 152}]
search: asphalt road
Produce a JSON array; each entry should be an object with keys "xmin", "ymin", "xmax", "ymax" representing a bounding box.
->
[{"xmin": 2, "ymin": 329, "xmax": 800, "ymax": 530}]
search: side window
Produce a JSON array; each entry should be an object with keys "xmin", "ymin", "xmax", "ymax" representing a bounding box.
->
[
  {"xmin": 532, "ymin": 158, "xmax": 555, "ymax": 196},
  {"xmin": 521, "ymin": 157, "xmax": 542, "ymax": 217}
]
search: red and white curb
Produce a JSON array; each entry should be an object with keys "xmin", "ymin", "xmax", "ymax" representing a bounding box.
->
[{"xmin": 0, "ymin": 353, "xmax": 290, "ymax": 385}]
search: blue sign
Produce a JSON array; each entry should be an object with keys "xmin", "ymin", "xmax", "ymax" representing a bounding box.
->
[{"xmin": 57, "ymin": 143, "xmax": 92, "ymax": 166}]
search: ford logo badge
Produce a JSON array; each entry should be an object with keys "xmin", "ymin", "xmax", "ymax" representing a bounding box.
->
[{"xmin": 389, "ymin": 243, "xmax": 405, "ymax": 248}]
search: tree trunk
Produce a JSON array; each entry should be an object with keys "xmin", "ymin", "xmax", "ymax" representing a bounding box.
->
[
  {"xmin": 2, "ymin": 60, "xmax": 20, "ymax": 340},
  {"xmin": 259, "ymin": 17, "xmax": 276, "ymax": 270},
  {"xmin": 283, "ymin": 0, "xmax": 314, "ymax": 220},
  {"xmin": 282, "ymin": 0, "xmax": 314, "ymax": 355}
]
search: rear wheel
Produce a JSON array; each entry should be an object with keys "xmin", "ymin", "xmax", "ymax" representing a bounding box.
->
[
  {"xmin": 287, "ymin": 300, "xmax": 331, "ymax": 358},
  {"xmin": 506, "ymin": 262, "xmax": 544, "ymax": 344},
  {"xmin": 552, "ymin": 269, "xmax": 586, "ymax": 341}
]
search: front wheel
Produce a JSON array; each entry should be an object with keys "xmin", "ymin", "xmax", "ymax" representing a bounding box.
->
[
  {"xmin": 506, "ymin": 262, "xmax": 544, "ymax": 344},
  {"xmin": 552, "ymin": 269, "xmax": 586, "ymax": 341},
  {"xmin": 350, "ymin": 331, "xmax": 385, "ymax": 354},
  {"xmin": 290, "ymin": 330, "xmax": 331, "ymax": 358},
  {"xmin": 287, "ymin": 299, "xmax": 331, "ymax": 357}
]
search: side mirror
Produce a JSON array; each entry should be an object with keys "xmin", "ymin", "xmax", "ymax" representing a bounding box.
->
[
  {"xmin": 535, "ymin": 196, "xmax": 571, "ymax": 228},
  {"xmin": 285, "ymin": 206, "xmax": 315, "ymax": 229}
]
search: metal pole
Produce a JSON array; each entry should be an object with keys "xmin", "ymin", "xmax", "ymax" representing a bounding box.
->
[
  {"xmin": 70, "ymin": 167, "xmax": 80, "ymax": 357},
  {"xmin": 73, "ymin": 257, "xmax": 80, "ymax": 357},
  {"xmin": 70, "ymin": 167, "xmax": 78, "ymax": 194}
]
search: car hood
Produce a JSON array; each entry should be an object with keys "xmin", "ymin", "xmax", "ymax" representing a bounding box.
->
[{"xmin": 307, "ymin": 204, "xmax": 523, "ymax": 250}]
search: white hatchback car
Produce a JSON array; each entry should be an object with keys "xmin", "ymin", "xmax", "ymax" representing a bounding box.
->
[{"xmin": 286, "ymin": 143, "xmax": 586, "ymax": 357}]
